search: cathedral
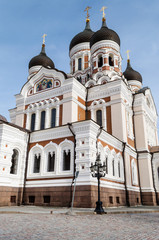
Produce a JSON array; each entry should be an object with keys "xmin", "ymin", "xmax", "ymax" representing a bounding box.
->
[{"xmin": 0, "ymin": 8, "xmax": 159, "ymax": 208}]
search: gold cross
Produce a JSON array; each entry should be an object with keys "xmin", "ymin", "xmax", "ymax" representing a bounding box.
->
[
  {"xmin": 126, "ymin": 50, "xmax": 130, "ymax": 60},
  {"xmin": 42, "ymin": 34, "xmax": 47, "ymax": 44},
  {"xmin": 100, "ymin": 6, "xmax": 107, "ymax": 18},
  {"xmin": 84, "ymin": 6, "xmax": 91, "ymax": 20}
]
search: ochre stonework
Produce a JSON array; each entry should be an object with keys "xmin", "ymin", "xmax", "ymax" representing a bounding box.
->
[
  {"xmin": 23, "ymin": 185, "xmax": 142, "ymax": 208},
  {"xmin": 0, "ymin": 186, "xmax": 23, "ymax": 206}
]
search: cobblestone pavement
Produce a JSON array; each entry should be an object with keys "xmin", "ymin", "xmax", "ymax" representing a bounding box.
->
[{"xmin": 0, "ymin": 212, "xmax": 159, "ymax": 240}]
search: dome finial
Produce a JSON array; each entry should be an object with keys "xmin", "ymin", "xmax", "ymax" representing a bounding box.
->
[
  {"xmin": 100, "ymin": 6, "xmax": 107, "ymax": 22},
  {"xmin": 84, "ymin": 6, "xmax": 91, "ymax": 22}
]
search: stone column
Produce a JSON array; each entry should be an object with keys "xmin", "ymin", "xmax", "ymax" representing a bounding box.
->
[
  {"xmin": 26, "ymin": 112, "xmax": 31, "ymax": 130},
  {"xmin": 35, "ymin": 109, "xmax": 40, "ymax": 130},
  {"xmin": 45, "ymin": 107, "xmax": 50, "ymax": 129},
  {"xmin": 56, "ymin": 105, "xmax": 60, "ymax": 127}
]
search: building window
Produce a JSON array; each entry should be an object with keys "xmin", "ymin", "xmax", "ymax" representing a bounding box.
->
[
  {"xmin": 105, "ymin": 156, "xmax": 108, "ymax": 174},
  {"xmin": 10, "ymin": 196, "xmax": 16, "ymax": 203},
  {"xmin": 116, "ymin": 196, "xmax": 120, "ymax": 204},
  {"xmin": 109, "ymin": 196, "xmax": 113, "ymax": 204},
  {"xmin": 96, "ymin": 110, "xmax": 102, "ymax": 126},
  {"xmin": 118, "ymin": 161, "xmax": 120, "ymax": 178},
  {"xmin": 31, "ymin": 113, "xmax": 36, "ymax": 131},
  {"xmin": 43, "ymin": 196, "xmax": 50, "ymax": 204},
  {"xmin": 63, "ymin": 150, "xmax": 71, "ymax": 171},
  {"xmin": 40, "ymin": 111, "xmax": 46, "ymax": 130},
  {"xmin": 78, "ymin": 58, "xmax": 82, "ymax": 70},
  {"xmin": 98, "ymin": 56, "xmax": 103, "ymax": 68},
  {"xmin": 33, "ymin": 154, "xmax": 41, "ymax": 173},
  {"xmin": 51, "ymin": 108, "xmax": 56, "ymax": 128},
  {"xmin": 47, "ymin": 152, "xmax": 55, "ymax": 172},
  {"xmin": 10, "ymin": 149, "xmax": 19, "ymax": 174},
  {"xmin": 29, "ymin": 196, "xmax": 35, "ymax": 204},
  {"xmin": 109, "ymin": 55, "xmax": 114, "ymax": 66},
  {"xmin": 112, "ymin": 159, "xmax": 115, "ymax": 176}
]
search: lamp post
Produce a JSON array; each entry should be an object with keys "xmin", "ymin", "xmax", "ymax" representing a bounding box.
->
[{"xmin": 90, "ymin": 154, "xmax": 106, "ymax": 214}]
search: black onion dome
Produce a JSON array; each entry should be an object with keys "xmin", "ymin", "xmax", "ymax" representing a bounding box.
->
[
  {"xmin": 29, "ymin": 44, "xmax": 55, "ymax": 69},
  {"xmin": 123, "ymin": 60, "xmax": 142, "ymax": 83},
  {"xmin": 69, "ymin": 21, "xmax": 94, "ymax": 51},
  {"xmin": 90, "ymin": 18, "xmax": 120, "ymax": 48},
  {"xmin": 0, "ymin": 114, "xmax": 7, "ymax": 122}
]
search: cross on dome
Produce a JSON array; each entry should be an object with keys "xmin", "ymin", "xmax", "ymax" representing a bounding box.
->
[
  {"xmin": 100, "ymin": 6, "xmax": 107, "ymax": 19},
  {"xmin": 84, "ymin": 6, "xmax": 91, "ymax": 22},
  {"xmin": 126, "ymin": 50, "xmax": 130, "ymax": 60},
  {"xmin": 42, "ymin": 34, "xmax": 47, "ymax": 45}
]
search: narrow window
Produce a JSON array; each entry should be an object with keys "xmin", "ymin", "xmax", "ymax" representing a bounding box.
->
[
  {"xmin": 98, "ymin": 56, "xmax": 103, "ymax": 67},
  {"xmin": 31, "ymin": 113, "xmax": 36, "ymax": 131},
  {"xmin": 10, "ymin": 149, "xmax": 19, "ymax": 174},
  {"xmin": 63, "ymin": 150, "xmax": 71, "ymax": 171},
  {"xmin": 96, "ymin": 110, "xmax": 102, "ymax": 127},
  {"xmin": 116, "ymin": 197, "xmax": 120, "ymax": 204},
  {"xmin": 51, "ymin": 108, "xmax": 56, "ymax": 128},
  {"xmin": 158, "ymin": 167, "xmax": 159, "ymax": 182},
  {"xmin": 40, "ymin": 111, "xmax": 46, "ymax": 130},
  {"xmin": 43, "ymin": 196, "xmax": 50, "ymax": 204},
  {"xmin": 106, "ymin": 156, "xmax": 108, "ymax": 174},
  {"xmin": 47, "ymin": 152, "xmax": 55, "ymax": 172},
  {"xmin": 78, "ymin": 58, "xmax": 82, "ymax": 70},
  {"xmin": 33, "ymin": 154, "xmax": 41, "ymax": 173},
  {"xmin": 112, "ymin": 159, "xmax": 115, "ymax": 176},
  {"xmin": 29, "ymin": 196, "xmax": 35, "ymax": 204},
  {"xmin": 118, "ymin": 161, "xmax": 120, "ymax": 178},
  {"xmin": 10, "ymin": 196, "xmax": 16, "ymax": 203},
  {"xmin": 109, "ymin": 196, "xmax": 113, "ymax": 204},
  {"xmin": 109, "ymin": 55, "xmax": 114, "ymax": 66}
]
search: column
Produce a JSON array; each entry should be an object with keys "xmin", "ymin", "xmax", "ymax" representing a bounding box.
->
[
  {"xmin": 56, "ymin": 105, "xmax": 60, "ymax": 127},
  {"xmin": 103, "ymin": 106, "xmax": 107, "ymax": 130},
  {"xmin": 26, "ymin": 112, "xmax": 31, "ymax": 130},
  {"xmin": 45, "ymin": 107, "xmax": 50, "ymax": 129},
  {"xmin": 35, "ymin": 109, "xmax": 40, "ymax": 130}
]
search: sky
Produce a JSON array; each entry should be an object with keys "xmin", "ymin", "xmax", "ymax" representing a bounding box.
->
[{"xmin": 0, "ymin": 0, "xmax": 159, "ymax": 130}]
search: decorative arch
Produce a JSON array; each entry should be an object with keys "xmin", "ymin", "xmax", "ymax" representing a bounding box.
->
[
  {"xmin": 85, "ymin": 79, "xmax": 96, "ymax": 88},
  {"xmin": 59, "ymin": 139, "xmax": 74, "ymax": 173},
  {"xmin": 44, "ymin": 142, "xmax": 58, "ymax": 173},
  {"xmin": 28, "ymin": 144, "xmax": 43, "ymax": 175}
]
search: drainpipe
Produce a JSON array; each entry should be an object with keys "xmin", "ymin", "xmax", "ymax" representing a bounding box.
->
[
  {"xmin": 68, "ymin": 123, "xmax": 76, "ymax": 207},
  {"xmin": 132, "ymin": 94, "xmax": 143, "ymax": 205},
  {"xmin": 151, "ymin": 153, "xmax": 159, "ymax": 205},
  {"xmin": 122, "ymin": 142, "xmax": 130, "ymax": 207},
  {"xmin": 96, "ymin": 126, "xmax": 103, "ymax": 156},
  {"xmin": 22, "ymin": 132, "xmax": 30, "ymax": 205}
]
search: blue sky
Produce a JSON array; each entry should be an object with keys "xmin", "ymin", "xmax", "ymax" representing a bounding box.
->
[{"xmin": 0, "ymin": 0, "xmax": 159, "ymax": 130}]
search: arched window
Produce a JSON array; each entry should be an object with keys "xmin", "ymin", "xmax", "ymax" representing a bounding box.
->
[
  {"xmin": 40, "ymin": 111, "xmax": 46, "ymax": 130},
  {"xmin": 47, "ymin": 152, "xmax": 55, "ymax": 172},
  {"xmin": 96, "ymin": 110, "xmax": 102, "ymax": 126},
  {"xmin": 118, "ymin": 161, "xmax": 120, "ymax": 178},
  {"xmin": 10, "ymin": 149, "xmax": 19, "ymax": 174},
  {"xmin": 33, "ymin": 154, "xmax": 41, "ymax": 173},
  {"xmin": 98, "ymin": 56, "xmax": 103, "ymax": 68},
  {"xmin": 51, "ymin": 108, "xmax": 56, "ymax": 128},
  {"xmin": 109, "ymin": 55, "xmax": 114, "ymax": 66},
  {"xmin": 63, "ymin": 150, "xmax": 71, "ymax": 171},
  {"xmin": 78, "ymin": 58, "xmax": 82, "ymax": 70},
  {"xmin": 112, "ymin": 159, "xmax": 115, "ymax": 176},
  {"xmin": 31, "ymin": 113, "xmax": 36, "ymax": 131}
]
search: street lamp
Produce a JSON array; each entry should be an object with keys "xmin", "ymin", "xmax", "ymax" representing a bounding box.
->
[{"xmin": 90, "ymin": 154, "xmax": 106, "ymax": 214}]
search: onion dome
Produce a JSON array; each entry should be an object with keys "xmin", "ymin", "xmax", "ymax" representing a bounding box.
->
[
  {"xmin": 0, "ymin": 114, "xmax": 7, "ymax": 122},
  {"xmin": 123, "ymin": 59, "xmax": 142, "ymax": 83},
  {"xmin": 69, "ymin": 20, "xmax": 94, "ymax": 51},
  {"xmin": 90, "ymin": 18, "xmax": 120, "ymax": 48},
  {"xmin": 29, "ymin": 44, "xmax": 55, "ymax": 69}
]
